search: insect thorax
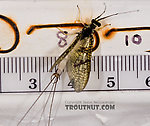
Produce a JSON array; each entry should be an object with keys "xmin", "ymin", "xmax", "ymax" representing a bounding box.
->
[{"xmin": 80, "ymin": 19, "xmax": 101, "ymax": 40}]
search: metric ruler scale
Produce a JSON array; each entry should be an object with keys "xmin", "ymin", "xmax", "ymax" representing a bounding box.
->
[{"xmin": 0, "ymin": 55, "xmax": 150, "ymax": 93}]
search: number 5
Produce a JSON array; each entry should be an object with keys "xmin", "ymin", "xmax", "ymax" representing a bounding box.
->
[{"xmin": 107, "ymin": 77, "xmax": 115, "ymax": 88}]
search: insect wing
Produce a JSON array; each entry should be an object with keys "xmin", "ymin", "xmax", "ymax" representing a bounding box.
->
[
  {"xmin": 66, "ymin": 35, "xmax": 94, "ymax": 92},
  {"xmin": 49, "ymin": 34, "xmax": 82, "ymax": 72}
]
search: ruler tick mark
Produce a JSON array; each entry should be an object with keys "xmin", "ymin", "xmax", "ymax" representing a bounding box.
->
[
  {"xmin": 125, "ymin": 56, "xmax": 127, "ymax": 71},
  {"xmin": 101, "ymin": 56, "xmax": 103, "ymax": 71},
  {"xmin": 97, "ymin": 56, "xmax": 100, "ymax": 79},
  {"xmin": 144, "ymin": 55, "xmax": 146, "ymax": 70},
  {"xmin": 31, "ymin": 57, "xmax": 33, "ymax": 73},
  {"xmin": 11, "ymin": 57, "xmax": 13, "ymax": 73},
  {"xmin": 133, "ymin": 55, "xmax": 135, "ymax": 71},
  {"xmin": 93, "ymin": 56, "xmax": 95, "ymax": 72},
  {"xmin": 117, "ymin": 56, "xmax": 120, "ymax": 90},
  {"xmin": 105, "ymin": 56, "xmax": 107, "ymax": 71},
  {"xmin": 19, "ymin": 57, "xmax": 21, "ymax": 80},
  {"xmin": 121, "ymin": 56, "xmax": 123, "ymax": 71},
  {"xmin": 137, "ymin": 56, "xmax": 139, "ymax": 78},
  {"xmin": 15, "ymin": 57, "xmax": 17, "ymax": 73},
  {"xmin": 39, "ymin": 57, "xmax": 41, "ymax": 92},
  {"xmin": 35, "ymin": 57, "xmax": 37, "ymax": 73},
  {"xmin": 129, "ymin": 55, "xmax": 131, "ymax": 71},
  {"xmin": 3, "ymin": 58, "xmax": 5, "ymax": 73},
  {"xmin": 7, "ymin": 57, "xmax": 9, "ymax": 73},
  {"xmin": 50, "ymin": 57, "xmax": 52, "ymax": 72},
  {"xmin": 113, "ymin": 56, "xmax": 115, "ymax": 71},
  {"xmin": 140, "ymin": 55, "xmax": 142, "ymax": 71},
  {"xmin": 42, "ymin": 57, "xmax": 45, "ymax": 73},
  {"xmin": 23, "ymin": 57, "xmax": 25, "ymax": 73},
  {"xmin": 109, "ymin": 56, "xmax": 111, "ymax": 71},
  {"xmin": 47, "ymin": 57, "xmax": 49, "ymax": 72},
  {"xmin": 54, "ymin": 57, "xmax": 57, "ymax": 72},
  {"xmin": 148, "ymin": 55, "xmax": 150, "ymax": 70},
  {"xmin": 27, "ymin": 57, "xmax": 29, "ymax": 73}
]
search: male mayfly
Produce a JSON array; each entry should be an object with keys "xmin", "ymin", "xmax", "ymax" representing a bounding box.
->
[{"xmin": 17, "ymin": 5, "xmax": 150, "ymax": 126}]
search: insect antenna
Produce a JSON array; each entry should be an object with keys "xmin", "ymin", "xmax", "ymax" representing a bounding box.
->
[
  {"xmin": 96, "ymin": 10, "xmax": 139, "ymax": 21},
  {"xmin": 76, "ymin": 5, "xmax": 81, "ymax": 22},
  {"xmin": 17, "ymin": 73, "xmax": 60, "ymax": 126},
  {"xmin": 95, "ymin": 3, "xmax": 106, "ymax": 20}
]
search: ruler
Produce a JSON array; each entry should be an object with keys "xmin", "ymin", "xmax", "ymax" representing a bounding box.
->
[{"xmin": 0, "ymin": 55, "xmax": 150, "ymax": 93}]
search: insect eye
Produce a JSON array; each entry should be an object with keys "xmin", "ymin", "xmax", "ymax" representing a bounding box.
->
[{"xmin": 91, "ymin": 19, "xmax": 101, "ymax": 27}]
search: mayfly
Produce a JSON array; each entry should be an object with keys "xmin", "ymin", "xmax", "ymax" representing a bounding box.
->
[{"xmin": 17, "ymin": 5, "xmax": 150, "ymax": 126}]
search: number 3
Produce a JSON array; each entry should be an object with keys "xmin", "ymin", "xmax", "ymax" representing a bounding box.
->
[{"xmin": 29, "ymin": 78, "xmax": 37, "ymax": 89}]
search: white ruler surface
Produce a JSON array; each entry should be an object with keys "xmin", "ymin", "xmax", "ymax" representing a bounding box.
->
[{"xmin": 0, "ymin": 55, "xmax": 150, "ymax": 93}]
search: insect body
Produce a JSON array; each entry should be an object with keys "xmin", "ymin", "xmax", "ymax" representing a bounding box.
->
[
  {"xmin": 18, "ymin": 7, "xmax": 150, "ymax": 126},
  {"xmin": 18, "ymin": 14, "xmax": 102, "ymax": 126},
  {"xmin": 49, "ymin": 19, "xmax": 101, "ymax": 92}
]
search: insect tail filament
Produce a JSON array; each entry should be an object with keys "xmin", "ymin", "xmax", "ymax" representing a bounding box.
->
[{"xmin": 17, "ymin": 73, "xmax": 60, "ymax": 126}]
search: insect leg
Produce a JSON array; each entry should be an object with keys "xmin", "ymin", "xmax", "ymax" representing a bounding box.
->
[
  {"xmin": 79, "ymin": 30, "xmax": 100, "ymax": 52},
  {"xmin": 90, "ymin": 24, "xmax": 112, "ymax": 52},
  {"xmin": 27, "ymin": 23, "xmax": 84, "ymax": 35},
  {"xmin": 92, "ymin": 30, "xmax": 100, "ymax": 52}
]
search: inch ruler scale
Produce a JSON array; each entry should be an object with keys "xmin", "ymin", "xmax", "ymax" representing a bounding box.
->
[{"xmin": 0, "ymin": 55, "xmax": 150, "ymax": 93}]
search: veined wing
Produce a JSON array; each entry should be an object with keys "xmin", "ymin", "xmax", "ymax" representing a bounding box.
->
[
  {"xmin": 66, "ymin": 35, "xmax": 94, "ymax": 92},
  {"xmin": 49, "ymin": 33, "xmax": 82, "ymax": 72}
]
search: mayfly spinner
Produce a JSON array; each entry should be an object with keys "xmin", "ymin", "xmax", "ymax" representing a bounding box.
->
[{"xmin": 17, "ymin": 5, "xmax": 150, "ymax": 126}]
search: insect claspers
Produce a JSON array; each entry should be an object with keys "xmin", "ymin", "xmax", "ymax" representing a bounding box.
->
[{"xmin": 17, "ymin": 7, "xmax": 150, "ymax": 126}]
